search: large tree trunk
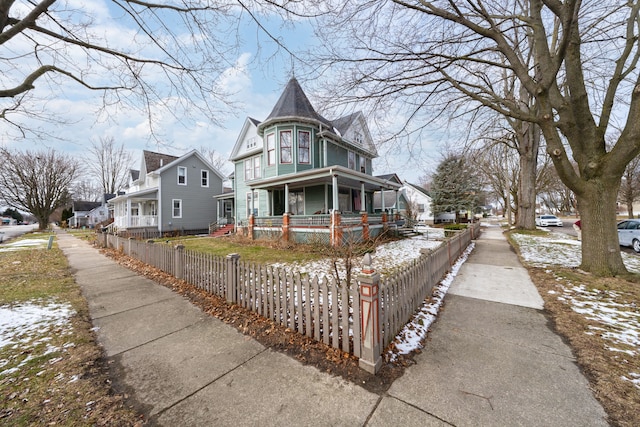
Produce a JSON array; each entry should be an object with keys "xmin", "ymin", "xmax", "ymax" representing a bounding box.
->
[
  {"xmin": 514, "ymin": 114, "xmax": 540, "ymax": 230},
  {"xmin": 578, "ymin": 179, "xmax": 627, "ymax": 276},
  {"xmin": 516, "ymin": 149, "xmax": 537, "ymax": 229}
]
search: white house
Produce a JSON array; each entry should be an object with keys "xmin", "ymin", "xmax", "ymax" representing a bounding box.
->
[{"xmin": 401, "ymin": 181, "xmax": 434, "ymax": 223}]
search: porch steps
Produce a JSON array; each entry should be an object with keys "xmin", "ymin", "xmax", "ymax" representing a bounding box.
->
[
  {"xmin": 210, "ymin": 224, "xmax": 234, "ymax": 238},
  {"xmin": 398, "ymin": 227, "xmax": 419, "ymax": 238}
]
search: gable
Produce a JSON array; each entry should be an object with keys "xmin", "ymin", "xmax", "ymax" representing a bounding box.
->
[
  {"xmin": 155, "ymin": 149, "xmax": 226, "ymax": 181},
  {"xmin": 230, "ymin": 117, "xmax": 263, "ymax": 161},
  {"xmin": 331, "ymin": 111, "xmax": 377, "ymax": 157}
]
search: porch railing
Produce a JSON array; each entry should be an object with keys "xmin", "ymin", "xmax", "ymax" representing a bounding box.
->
[{"xmin": 113, "ymin": 215, "xmax": 158, "ymax": 228}]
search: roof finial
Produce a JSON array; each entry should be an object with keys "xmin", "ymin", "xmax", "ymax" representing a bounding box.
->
[{"xmin": 290, "ymin": 55, "xmax": 295, "ymax": 79}]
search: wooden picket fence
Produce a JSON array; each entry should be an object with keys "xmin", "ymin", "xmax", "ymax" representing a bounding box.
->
[{"xmin": 100, "ymin": 222, "xmax": 479, "ymax": 363}]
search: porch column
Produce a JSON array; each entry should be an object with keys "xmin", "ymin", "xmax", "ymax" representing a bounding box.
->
[
  {"xmin": 332, "ymin": 174, "xmax": 339, "ymax": 212},
  {"xmin": 395, "ymin": 190, "xmax": 400, "ymax": 220},
  {"xmin": 360, "ymin": 182, "xmax": 366, "ymax": 213},
  {"xmin": 248, "ymin": 213, "xmax": 255, "ymax": 241},
  {"xmin": 381, "ymin": 188, "xmax": 386, "ymax": 212},
  {"xmin": 282, "ymin": 212, "xmax": 290, "ymax": 242},
  {"xmin": 331, "ymin": 210, "xmax": 342, "ymax": 247},
  {"xmin": 284, "ymin": 183, "xmax": 290, "ymax": 214},
  {"xmin": 126, "ymin": 199, "xmax": 132, "ymax": 227}
]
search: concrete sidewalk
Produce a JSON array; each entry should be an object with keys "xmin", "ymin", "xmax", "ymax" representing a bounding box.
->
[{"xmin": 55, "ymin": 227, "xmax": 609, "ymax": 426}]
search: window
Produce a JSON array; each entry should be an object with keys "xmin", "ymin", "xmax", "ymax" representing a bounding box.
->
[
  {"xmin": 253, "ymin": 156, "xmax": 261, "ymax": 179},
  {"xmin": 246, "ymin": 136, "xmax": 257, "ymax": 149},
  {"xmin": 244, "ymin": 156, "xmax": 261, "ymax": 181},
  {"xmin": 359, "ymin": 156, "xmax": 366, "ymax": 173},
  {"xmin": 177, "ymin": 166, "xmax": 187, "ymax": 185},
  {"xmin": 280, "ymin": 130, "xmax": 292, "ymax": 163},
  {"xmin": 246, "ymin": 191, "xmax": 259, "ymax": 217},
  {"xmin": 348, "ymin": 151, "xmax": 356, "ymax": 170},
  {"xmin": 201, "ymin": 170, "xmax": 209, "ymax": 187},
  {"xmin": 288, "ymin": 191, "xmax": 304, "ymax": 215},
  {"xmin": 172, "ymin": 199, "xmax": 182, "ymax": 218},
  {"xmin": 298, "ymin": 131, "xmax": 310, "ymax": 164},
  {"xmin": 418, "ymin": 203, "xmax": 425, "ymax": 213},
  {"xmin": 354, "ymin": 131, "xmax": 363, "ymax": 146},
  {"xmin": 267, "ymin": 133, "xmax": 276, "ymax": 165}
]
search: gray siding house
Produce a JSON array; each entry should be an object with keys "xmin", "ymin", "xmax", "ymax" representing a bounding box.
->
[{"xmin": 108, "ymin": 149, "xmax": 225, "ymax": 236}]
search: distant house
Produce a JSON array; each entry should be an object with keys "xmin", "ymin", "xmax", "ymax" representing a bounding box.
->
[
  {"xmin": 1, "ymin": 216, "xmax": 17, "ymax": 226},
  {"xmin": 69, "ymin": 200, "xmax": 105, "ymax": 228},
  {"xmin": 400, "ymin": 181, "xmax": 434, "ymax": 224},
  {"xmin": 108, "ymin": 149, "xmax": 225, "ymax": 236},
  {"xmin": 227, "ymin": 76, "xmax": 403, "ymax": 245},
  {"xmin": 372, "ymin": 174, "xmax": 408, "ymax": 215}
]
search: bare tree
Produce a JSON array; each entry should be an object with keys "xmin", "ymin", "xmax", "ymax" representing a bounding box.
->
[
  {"xmin": 619, "ymin": 157, "xmax": 640, "ymax": 218},
  {"xmin": 0, "ymin": 148, "xmax": 80, "ymax": 229},
  {"xmin": 0, "ymin": 1, "xmax": 300, "ymax": 140},
  {"xmin": 309, "ymin": 1, "xmax": 640, "ymax": 276},
  {"xmin": 198, "ymin": 145, "xmax": 233, "ymax": 178},
  {"xmin": 472, "ymin": 138, "xmax": 519, "ymax": 224},
  {"xmin": 86, "ymin": 137, "xmax": 133, "ymax": 195},
  {"xmin": 70, "ymin": 179, "xmax": 102, "ymax": 202}
]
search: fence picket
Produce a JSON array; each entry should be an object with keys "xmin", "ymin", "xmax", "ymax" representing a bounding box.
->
[{"xmin": 99, "ymin": 223, "xmax": 479, "ymax": 363}]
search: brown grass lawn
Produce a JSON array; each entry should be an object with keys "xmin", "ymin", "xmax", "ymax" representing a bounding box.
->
[
  {"xmin": 0, "ymin": 237, "xmax": 142, "ymax": 426},
  {"xmin": 509, "ymin": 230, "xmax": 640, "ymax": 427},
  {"xmin": 3, "ymin": 229, "xmax": 638, "ymax": 426}
]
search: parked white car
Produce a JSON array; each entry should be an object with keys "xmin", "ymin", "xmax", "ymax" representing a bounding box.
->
[
  {"xmin": 617, "ymin": 219, "xmax": 640, "ymax": 252},
  {"xmin": 535, "ymin": 215, "xmax": 563, "ymax": 227}
]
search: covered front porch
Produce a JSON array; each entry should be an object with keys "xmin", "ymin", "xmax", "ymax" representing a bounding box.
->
[
  {"xmin": 240, "ymin": 166, "xmax": 403, "ymax": 246},
  {"xmin": 108, "ymin": 188, "xmax": 158, "ymax": 233}
]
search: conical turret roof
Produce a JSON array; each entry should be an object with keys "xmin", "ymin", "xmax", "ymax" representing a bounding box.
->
[{"xmin": 262, "ymin": 77, "xmax": 333, "ymax": 130}]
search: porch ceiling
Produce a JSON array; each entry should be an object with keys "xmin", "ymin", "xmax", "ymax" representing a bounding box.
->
[
  {"xmin": 247, "ymin": 165, "xmax": 402, "ymax": 192},
  {"xmin": 108, "ymin": 188, "xmax": 158, "ymax": 204}
]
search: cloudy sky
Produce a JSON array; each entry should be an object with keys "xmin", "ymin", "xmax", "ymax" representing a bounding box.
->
[{"xmin": 1, "ymin": 1, "xmax": 437, "ymax": 183}]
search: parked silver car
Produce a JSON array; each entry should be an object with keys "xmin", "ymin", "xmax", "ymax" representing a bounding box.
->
[
  {"xmin": 535, "ymin": 215, "xmax": 563, "ymax": 227},
  {"xmin": 617, "ymin": 219, "xmax": 640, "ymax": 252}
]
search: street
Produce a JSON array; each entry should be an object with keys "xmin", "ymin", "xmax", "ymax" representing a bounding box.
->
[{"xmin": 0, "ymin": 224, "xmax": 40, "ymax": 244}]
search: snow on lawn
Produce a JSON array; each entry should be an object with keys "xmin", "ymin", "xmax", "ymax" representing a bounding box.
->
[
  {"xmin": 271, "ymin": 232, "xmax": 444, "ymax": 280},
  {"xmin": 0, "ymin": 238, "xmax": 50, "ymax": 252},
  {"xmin": 0, "ymin": 301, "xmax": 75, "ymax": 377},
  {"xmin": 512, "ymin": 231, "xmax": 640, "ymax": 389}
]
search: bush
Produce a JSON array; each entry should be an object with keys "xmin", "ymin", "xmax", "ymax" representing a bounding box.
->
[{"xmin": 444, "ymin": 223, "xmax": 468, "ymax": 231}]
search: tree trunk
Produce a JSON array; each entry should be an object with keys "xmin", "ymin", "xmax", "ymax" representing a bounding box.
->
[
  {"xmin": 516, "ymin": 150, "xmax": 537, "ymax": 229},
  {"xmin": 627, "ymin": 198, "xmax": 635, "ymax": 219},
  {"xmin": 515, "ymin": 122, "xmax": 539, "ymax": 230},
  {"xmin": 578, "ymin": 179, "xmax": 627, "ymax": 276}
]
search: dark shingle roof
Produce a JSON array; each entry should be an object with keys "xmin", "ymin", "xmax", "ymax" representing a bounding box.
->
[
  {"xmin": 143, "ymin": 150, "xmax": 179, "ymax": 173},
  {"xmin": 130, "ymin": 169, "xmax": 140, "ymax": 181},
  {"xmin": 332, "ymin": 112, "xmax": 360, "ymax": 136},
  {"xmin": 72, "ymin": 201, "xmax": 102, "ymax": 212},
  {"xmin": 263, "ymin": 77, "xmax": 333, "ymax": 129}
]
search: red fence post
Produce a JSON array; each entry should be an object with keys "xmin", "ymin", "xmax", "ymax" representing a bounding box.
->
[{"xmin": 358, "ymin": 253, "xmax": 382, "ymax": 374}]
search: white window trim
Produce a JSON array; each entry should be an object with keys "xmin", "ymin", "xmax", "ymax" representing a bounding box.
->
[
  {"xmin": 172, "ymin": 199, "xmax": 182, "ymax": 218},
  {"xmin": 246, "ymin": 191, "xmax": 259, "ymax": 217},
  {"xmin": 267, "ymin": 133, "xmax": 276, "ymax": 165},
  {"xmin": 201, "ymin": 169, "xmax": 209, "ymax": 187},
  {"xmin": 177, "ymin": 166, "xmax": 187, "ymax": 186}
]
